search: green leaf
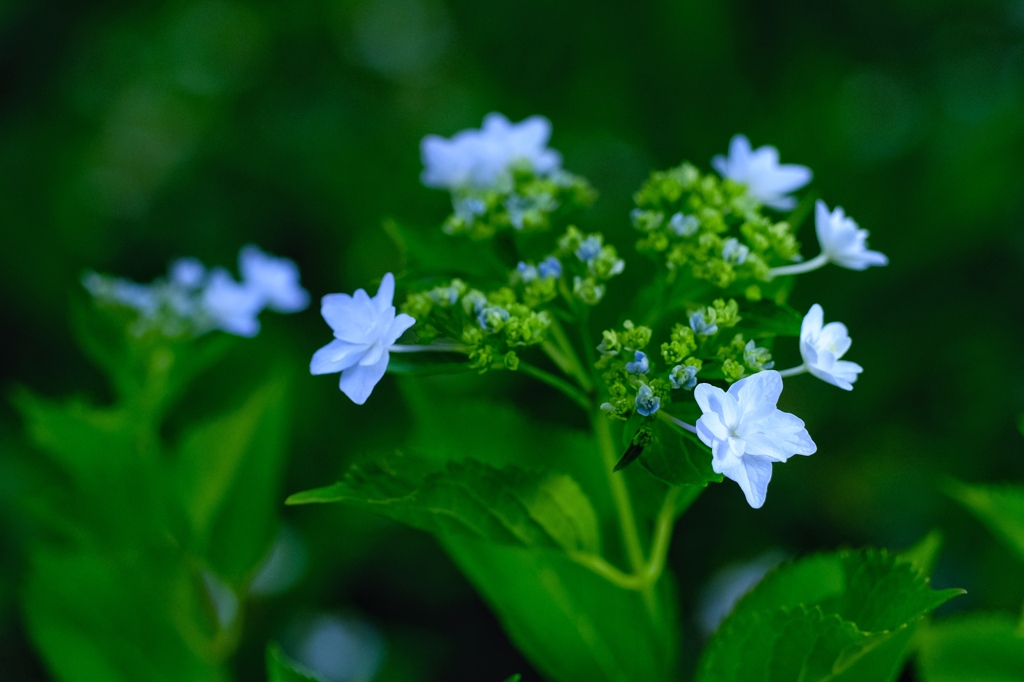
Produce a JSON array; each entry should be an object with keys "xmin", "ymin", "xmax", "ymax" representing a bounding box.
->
[
  {"xmin": 736, "ymin": 300, "xmax": 805, "ymax": 337},
  {"xmin": 916, "ymin": 614, "xmax": 1024, "ymax": 682},
  {"xmin": 947, "ymin": 481, "xmax": 1024, "ymax": 563},
  {"xmin": 502, "ymin": 675, "xmax": 522, "ymax": 682},
  {"xmin": 266, "ymin": 644, "xmax": 319, "ymax": 682},
  {"xmin": 22, "ymin": 546, "xmax": 225, "ymax": 682},
  {"xmin": 697, "ymin": 549, "xmax": 964, "ymax": 682},
  {"xmin": 288, "ymin": 455, "xmax": 601, "ymax": 555},
  {"xmin": 640, "ymin": 430, "xmax": 723, "ymax": 489},
  {"xmin": 383, "ymin": 218, "xmax": 507, "ymax": 281},
  {"xmin": 176, "ymin": 373, "xmax": 291, "ymax": 582},
  {"xmin": 444, "ymin": 537, "xmax": 678, "ymax": 682}
]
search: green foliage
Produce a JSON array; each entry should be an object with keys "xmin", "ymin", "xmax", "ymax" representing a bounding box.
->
[
  {"xmin": 266, "ymin": 644, "xmax": 319, "ymax": 682},
  {"xmin": 697, "ymin": 549, "xmax": 963, "ymax": 682},
  {"xmin": 641, "ymin": 431, "xmax": 723, "ymax": 489},
  {"xmin": 916, "ymin": 614, "xmax": 1024, "ymax": 682},
  {"xmin": 947, "ymin": 481, "xmax": 1024, "ymax": 563},
  {"xmin": 176, "ymin": 374, "xmax": 291, "ymax": 582},
  {"xmin": 444, "ymin": 537, "xmax": 678, "ymax": 682},
  {"xmin": 288, "ymin": 455, "xmax": 600, "ymax": 555}
]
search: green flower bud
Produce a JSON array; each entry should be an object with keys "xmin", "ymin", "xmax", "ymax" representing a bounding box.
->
[
  {"xmin": 621, "ymin": 320, "xmax": 652, "ymax": 351},
  {"xmin": 573, "ymin": 276, "xmax": 605, "ymax": 305},
  {"xmin": 722, "ymin": 358, "xmax": 746, "ymax": 383},
  {"xmin": 504, "ymin": 350, "xmax": 520, "ymax": 371}
]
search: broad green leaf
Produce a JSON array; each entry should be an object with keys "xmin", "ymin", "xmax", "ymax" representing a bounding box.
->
[
  {"xmin": 697, "ymin": 549, "xmax": 964, "ymax": 682},
  {"xmin": 916, "ymin": 614, "xmax": 1024, "ymax": 682},
  {"xmin": 947, "ymin": 481, "xmax": 1024, "ymax": 563},
  {"xmin": 640, "ymin": 430, "xmax": 723, "ymax": 489},
  {"xmin": 444, "ymin": 536, "xmax": 678, "ymax": 682},
  {"xmin": 266, "ymin": 644, "xmax": 319, "ymax": 682},
  {"xmin": 23, "ymin": 546, "xmax": 225, "ymax": 682},
  {"xmin": 736, "ymin": 300, "xmax": 805, "ymax": 337},
  {"xmin": 288, "ymin": 456, "xmax": 601, "ymax": 555},
  {"xmin": 383, "ymin": 218, "xmax": 507, "ymax": 281},
  {"xmin": 176, "ymin": 373, "xmax": 291, "ymax": 582},
  {"xmin": 12, "ymin": 391, "xmax": 169, "ymax": 546}
]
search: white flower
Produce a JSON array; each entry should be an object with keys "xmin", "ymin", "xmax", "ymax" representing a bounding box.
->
[
  {"xmin": 694, "ymin": 370, "xmax": 816, "ymax": 508},
  {"xmin": 712, "ymin": 134, "xmax": 812, "ymax": 211},
  {"xmin": 202, "ymin": 268, "xmax": 264, "ymax": 338},
  {"xmin": 239, "ymin": 245, "xmax": 310, "ymax": 313},
  {"xmin": 310, "ymin": 273, "xmax": 415, "ymax": 405},
  {"xmin": 799, "ymin": 304, "xmax": 862, "ymax": 390},
  {"xmin": 814, "ymin": 200, "xmax": 888, "ymax": 271},
  {"xmin": 420, "ymin": 113, "xmax": 562, "ymax": 190}
]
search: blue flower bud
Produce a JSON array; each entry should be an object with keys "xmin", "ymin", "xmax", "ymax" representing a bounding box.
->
[
  {"xmin": 625, "ymin": 350, "xmax": 650, "ymax": 375},
  {"xmin": 722, "ymin": 237, "xmax": 750, "ymax": 265},
  {"xmin": 670, "ymin": 364, "xmax": 698, "ymax": 390},
  {"xmin": 575, "ymin": 235, "xmax": 602, "ymax": 263},
  {"xmin": 690, "ymin": 311, "xmax": 718, "ymax": 337},
  {"xmin": 537, "ymin": 256, "xmax": 562, "ymax": 279},
  {"xmin": 668, "ymin": 212, "xmax": 700, "ymax": 237},
  {"xmin": 516, "ymin": 261, "xmax": 539, "ymax": 283},
  {"xmin": 477, "ymin": 305, "xmax": 510, "ymax": 332}
]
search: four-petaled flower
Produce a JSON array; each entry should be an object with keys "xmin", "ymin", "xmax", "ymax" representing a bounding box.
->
[
  {"xmin": 310, "ymin": 273, "xmax": 415, "ymax": 405},
  {"xmin": 690, "ymin": 311, "xmax": 718, "ymax": 337},
  {"xmin": 670, "ymin": 364, "xmax": 698, "ymax": 391},
  {"xmin": 695, "ymin": 370, "xmax": 816, "ymax": 508},
  {"xmin": 814, "ymin": 200, "xmax": 888, "ymax": 271},
  {"xmin": 420, "ymin": 113, "xmax": 562, "ymax": 191},
  {"xmin": 800, "ymin": 304, "xmax": 862, "ymax": 390},
  {"xmin": 712, "ymin": 134, "xmax": 812, "ymax": 211},
  {"xmin": 635, "ymin": 384, "xmax": 660, "ymax": 417}
]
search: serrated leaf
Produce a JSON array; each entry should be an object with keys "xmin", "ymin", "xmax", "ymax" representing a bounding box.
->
[
  {"xmin": 897, "ymin": 529, "xmax": 943, "ymax": 577},
  {"xmin": 640, "ymin": 430, "xmax": 722, "ymax": 488},
  {"xmin": 916, "ymin": 614, "xmax": 1024, "ymax": 682},
  {"xmin": 445, "ymin": 537, "xmax": 678, "ymax": 682},
  {"xmin": 176, "ymin": 374, "xmax": 291, "ymax": 582},
  {"xmin": 288, "ymin": 456, "xmax": 601, "ymax": 555},
  {"xmin": 697, "ymin": 549, "xmax": 964, "ymax": 682},
  {"xmin": 266, "ymin": 644, "xmax": 319, "ymax": 682},
  {"xmin": 947, "ymin": 481, "xmax": 1024, "ymax": 563}
]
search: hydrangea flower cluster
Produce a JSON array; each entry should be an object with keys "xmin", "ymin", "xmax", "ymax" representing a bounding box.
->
[
  {"xmin": 84, "ymin": 245, "xmax": 309, "ymax": 338},
  {"xmin": 311, "ymin": 116, "xmax": 887, "ymax": 509},
  {"xmin": 421, "ymin": 113, "xmax": 596, "ymax": 239}
]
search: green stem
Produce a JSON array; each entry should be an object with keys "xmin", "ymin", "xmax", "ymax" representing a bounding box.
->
[
  {"xmin": 593, "ymin": 412, "xmax": 658, "ymax": 616},
  {"xmin": 518, "ymin": 362, "xmax": 593, "ymax": 412},
  {"xmin": 567, "ymin": 486, "xmax": 680, "ymax": 592},
  {"xmin": 547, "ymin": 317, "xmax": 593, "ymax": 392}
]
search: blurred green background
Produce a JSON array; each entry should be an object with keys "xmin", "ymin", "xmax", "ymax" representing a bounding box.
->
[{"xmin": 1, "ymin": 0, "xmax": 1023, "ymax": 679}]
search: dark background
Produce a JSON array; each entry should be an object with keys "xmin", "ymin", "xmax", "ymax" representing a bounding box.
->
[{"xmin": 1, "ymin": 0, "xmax": 1023, "ymax": 679}]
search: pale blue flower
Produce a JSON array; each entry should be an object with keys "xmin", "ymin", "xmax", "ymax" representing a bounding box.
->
[
  {"xmin": 668, "ymin": 212, "xmax": 700, "ymax": 237},
  {"xmin": 712, "ymin": 134, "xmax": 812, "ymax": 211},
  {"xmin": 239, "ymin": 245, "xmax": 310, "ymax": 314},
  {"xmin": 722, "ymin": 238, "xmax": 750, "ymax": 265},
  {"xmin": 575, "ymin": 235, "xmax": 602, "ymax": 263},
  {"xmin": 462, "ymin": 290, "xmax": 487, "ymax": 315},
  {"xmin": 420, "ymin": 113, "xmax": 562, "ymax": 190},
  {"xmin": 625, "ymin": 350, "xmax": 649, "ymax": 375},
  {"xmin": 310, "ymin": 273, "xmax": 416, "ymax": 405},
  {"xmin": 670, "ymin": 364, "xmax": 698, "ymax": 390},
  {"xmin": 477, "ymin": 306, "xmax": 510, "ymax": 332},
  {"xmin": 453, "ymin": 196, "xmax": 486, "ymax": 222},
  {"xmin": 690, "ymin": 311, "xmax": 718, "ymax": 337},
  {"xmin": 799, "ymin": 303, "xmax": 862, "ymax": 390},
  {"xmin": 635, "ymin": 384, "xmax": 660, "ymax": 417},
  {"xmin": 694, "ymin": 370, "xmax": 816, "ymax": 508},
  {"xmin": 743, "ymin": 340, "xmax": 774, "ymax": 371},
  {"xmin": 815, "ymin": 200, "xmax": 888, "ymax": 271},
  {"xmin": 537, "ymin": 256, "xmax": 562, "ymax": 279},
  {"xmin": 170, "ymin": 258, "xmax": 206, "ymax": 289},
  {"xmin": 516, "ymin": 261, "xmax": 539, "ymax": 283},
  {"xmin": 203, "ymin": 268, "xmax": 264, "ymax": 338}
]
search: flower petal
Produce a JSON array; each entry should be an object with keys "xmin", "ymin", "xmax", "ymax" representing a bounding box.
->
[
  {"xmin": 310, "ymin": 338, "xmax": 368, "ymax": 375},
  {"xmin": 732, "ymin": 370, "xmax": 783, "ymax": 415},
  {"xmin": 385, "ymin": 313, "xmax": 417, "ymax": 346},
  {"xmin": 338, "ymin": 351, "xmax": 390, "ymax": 405},
  {"xmin": 373, "ymin": 273, "xmax": 395, "ymax": 313},
  {"xmin": 719, "ymin": 454, "xmax": 773, "ymax": 509},
  {"xmin": 801, "ymin": 304, "xmax": 824, "ymax": 341}
]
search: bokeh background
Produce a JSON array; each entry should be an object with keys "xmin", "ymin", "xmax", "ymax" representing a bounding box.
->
[{"xmin": 2, "ymin": 0, "xmax": 1023, "ymax": 679}]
